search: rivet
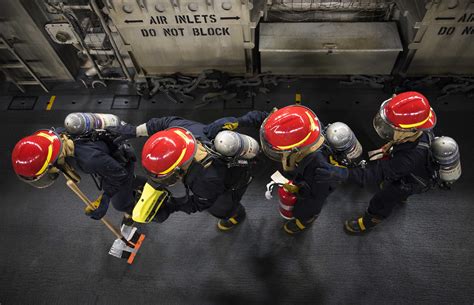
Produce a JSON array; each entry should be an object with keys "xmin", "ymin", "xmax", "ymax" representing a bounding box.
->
[
  {"xmin": 155, "ymin": 3, "xmax": 165, "ymax": 12},
  {"xmin": 188, "ymin": 2, "xmax": 198, "ymax": 11},
  {"xmin": 447, "ymin": 0, "xmax": 458, "ymax": 9},
  {"xmin": 222, "ymin": 1, "xmax": 232, "ymax": 10},
  {"xmin": 123, "ymin": 4, "xmax": 134, "ymax": 13}
]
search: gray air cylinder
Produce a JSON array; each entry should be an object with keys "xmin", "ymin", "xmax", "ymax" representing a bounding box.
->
[
  {"xmin": 325, "ymin": 122, "xmax": 363, "ymax": 163},
  {"xmin": 65, "ymin": 113, "xmax": 121, "ymax": 134},
  {"xmin": 214, "ymin": 130, "xmax": 260, "ymax": 160},
  {"xmin": 432, "ymin": 136, "xmax": 462, "ymax": 183}
]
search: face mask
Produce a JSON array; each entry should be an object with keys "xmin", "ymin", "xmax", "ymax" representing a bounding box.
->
[
  {"xmin": 262, "ymin": 141, "xmax": 284, "ymax": 162},
  {"xmin": 149, "ymin": 168, "xmax": 185, "ymax": 187},
  {"xmin": 19, "ymin": 166, "xmax": 60, "ymax": 188},
  {"xmin": 373, "ymin": 112, "xmax": 395, "ymax": 141}
]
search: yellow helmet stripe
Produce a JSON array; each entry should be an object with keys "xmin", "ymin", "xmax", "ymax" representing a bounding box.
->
[
  {"xmin": 305, "ymin": 111, "xmax": 317, "ymax": 131},
  {"xmin": 276, "ymin": 132, "xmax": 312, "ymax": 150},
  {"xmin": 34, "ymin": 132, "xmax": 55, "ymax": 176},
  {"xmin": 158, "ymin": 129, "xmax": 191, "ymax": 175},
  {"xmin": 37, "ymin": 132, "xmax": 55, "ymax": 142},
  {"xmin": 174, "ymin": 129, "xmax": 192, "ymax": 144},
  {"xmin": 275, "ymin": 111, "xmax": 317, "ymax": 150},
  {"xmin": 398, "ymin": 112, "xmax": 432, "ymax": 129}
]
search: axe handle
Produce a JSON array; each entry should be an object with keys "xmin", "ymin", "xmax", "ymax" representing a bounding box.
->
[{"xmin": 66, "ymin": 179, "xmax": 124, "ymax": 240}]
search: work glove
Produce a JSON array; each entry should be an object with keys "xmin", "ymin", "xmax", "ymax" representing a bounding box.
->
[
  {"xmin": 203, "ymin": 117, "xmax": 239, "ymax": 139},
  {"xmin": 314, "ymin": 161, "xmax": 349, "ymax": 183},
  {"xmin": 153, "ymin": 196, "xmax": 184, "ymax": 223},
  {"xmin": 282, "ymin": 182, "xmax": 299, "ymax": 193},
  {"xmin": 85, "ymin": 194, "xmax": 110, "ymax": 220},
  {"xmin": 153, "ymin": 203, "xmax": 172, "ymax": 223},
  {"xmin": 107, "ymin": 124, "xmax": 137, "ymax": 144}
]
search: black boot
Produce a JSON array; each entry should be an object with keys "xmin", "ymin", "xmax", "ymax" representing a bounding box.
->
[
  {"xmin": 283, "ymin": 215, "xmax": 318, "ymax": 235},
  {"xmin": 344, "ymin": 211, "xmax": 383, "ymax": 235},
  {"xmin": 217, "ymin": 206, "xmax": 246, "ymax": 231}
]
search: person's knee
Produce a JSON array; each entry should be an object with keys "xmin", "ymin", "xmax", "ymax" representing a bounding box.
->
[{"xmin": 111, "ymin": 196, "xmax": 134, "ymax": 213}]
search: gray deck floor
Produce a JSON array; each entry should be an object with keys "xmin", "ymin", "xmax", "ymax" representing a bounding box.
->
[{"xmin": 0, "ymin": 80, "xmax": 473, "ymax": 304}]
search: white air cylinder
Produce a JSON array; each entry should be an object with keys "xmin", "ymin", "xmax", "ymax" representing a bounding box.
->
[{"xmin": 214, "ymin": 130, "xmax": 260, "ymax": 159}]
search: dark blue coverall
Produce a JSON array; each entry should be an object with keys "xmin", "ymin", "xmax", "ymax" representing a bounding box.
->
[
  {"xmin": 66, "ymin": 138, "xmax": 143, "ymax": 216},
  {"xmin": 144, "ymin": 117, "xmax": 250, "ymax": 220},
  {"xmin": 347, "ymin": 132, "xmax": 434, "ymax": 218},
  {"xmin": 230, "ymin": 111, "xmax": 335, "ymax": 222}
]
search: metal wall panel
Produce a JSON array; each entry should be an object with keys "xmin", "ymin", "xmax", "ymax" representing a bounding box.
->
[
  {"xmin": 266, "ymin": 0, "xmax": 395, "ymax": 22},
  {"xmin": 405, "ymin": 0, "xmax": 474, "ymax": 75},
  {"xmin": 259, "ymin": 22, "xmax": 402, "ymax": 75},
  {"xmin": 105, "ymin": 0, "xmax": 258, "ymax": 75},
  {"xmin": 0, "ymin": 0, "xmax": 74, "ymax": 81}
]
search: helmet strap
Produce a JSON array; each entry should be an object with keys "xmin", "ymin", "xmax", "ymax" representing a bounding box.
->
[
  {"xmin": 382, "ymin": 130, "xmax": 423, "ymax": 154},
  {"xmin": 54, "ymin": 134, "xmax": 80, "ymax": 183},
  {"xmin": 194, "ymin": 142, "xmax": 212, "ymax": 168},
  {"xmin": 393, "ymin": 130, "xmax": 422, "ymax": 143},
  {"xmin": 282, "ymin": 135, "xmax": 325, "ymax": 171},
  {"xmin": 57, "ymin": 134, "xmax": 75, "ymax": 162}
]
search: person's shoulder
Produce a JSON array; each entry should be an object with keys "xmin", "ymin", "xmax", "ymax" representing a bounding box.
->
[
  {"xmin": 74, "ymin": 140, "xmax": 110, "ymax": 160},
  {"xmin": 304, "ymin": 150, "xmax": 327, "ymax": 163}
]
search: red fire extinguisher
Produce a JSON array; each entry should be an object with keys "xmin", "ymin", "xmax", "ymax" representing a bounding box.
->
[{"xmin": 277, "ymin": 185, "xmax": 297, "ymax": 220}]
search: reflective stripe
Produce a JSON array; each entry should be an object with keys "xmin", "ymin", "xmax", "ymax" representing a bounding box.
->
[
  {"xmin": 37, "ymin": 132, "xmax": 55, "ymax": 142},
  {"xmin": 358, "ymin": 217, "xmax": 366, "ymax": 231},
  {"xmin": 276, "ymin": 131, "xmax": 312, "ymax": 150},
  {"xmin": 159, "ymin": 147, "xmax": 186, "ymax": 175},
  {"xmin": 295, "ymin": 219, "xmax": 306, "ymax": 230},
  {"xmin": 158, "ymin": 129, "xmax": 191, "ymax": 175},
  {"xmin": 35, "ymin": 133, "xmax": 55, "ymax": 175},
  {"xmin": 174, "ymin": 129, "xmax": 192, "ymax": 144},
  {"xmin": 275, "ymin": 111, "xmax": 317, "ymax": 150},
  {"xmin": 305, "ymin": 111, "xmax": 317, "ymax": 131},
  {"xmin": 398, "ymin": 112, "xmax": 432, "ymax": 129},
  {"xmin": 229, "ymin": 217, "xmax": 238, "ymax": 225},
  {"xmin": 279, "ymin": 210, "xmax": 293, "ymax": 220},
  {"xmin": 279, "ymin": 201, "xmax": 294, "ymax": 211}
]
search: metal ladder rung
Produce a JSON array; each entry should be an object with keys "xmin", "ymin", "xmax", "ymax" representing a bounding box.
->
[
  {"xmin": 0, "ymin": 35, "xmax": 48, "ymax": 92},
  {"xmin": 17, "ymin": 80, "xmax": 41, "ymax": 85},
  {"xmin": 0, "ymin": 62, "xmax": 25, "ymax": 69}
]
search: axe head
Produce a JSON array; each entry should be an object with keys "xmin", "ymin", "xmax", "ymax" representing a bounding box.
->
[{"xmin": 108, "ymin": 225, "xmax": 146, "ymax": 264}]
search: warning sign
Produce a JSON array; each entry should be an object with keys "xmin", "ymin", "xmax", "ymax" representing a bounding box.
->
[
  {"xmin": 436, "ymin": 11, "xmax": 474, "ymax": 37},
  {"xmin": 136, "ymin": 14, "xmax": 236, "ymax": 38}
]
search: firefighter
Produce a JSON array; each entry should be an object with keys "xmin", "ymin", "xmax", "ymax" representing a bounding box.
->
[
  {"xmin": 108, "ymin": 116, "xmax": 255, "ymax": 230},
  {"xmin": 313, "ymin": 91, "xmax": 438, "ymax": 234},
  {"xmin": 208, "ymin": 107, "xmax": 338, "ymax": 235},
  {"xmin": 11, "ymin": 128, "xmax": 144, "ymax": 224}
]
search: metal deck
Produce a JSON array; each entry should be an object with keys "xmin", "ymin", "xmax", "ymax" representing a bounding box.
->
[{"xmin": 0, "ymin": 80, "xmax": 473, "ymax": 304}]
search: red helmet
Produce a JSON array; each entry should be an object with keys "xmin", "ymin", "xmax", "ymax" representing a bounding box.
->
[
  {"xmin": 260, "ymin": 105, "xmax": 322, "ymax": 161},
  {"xmin": 373, "ymin": 92, "xmax": 437, "ymax": 140},
  {"xmin": 12, "ymin": 129, "xmax": 62, "ymax": 188},
  {"xmin": 142, "ymin": 127, "xmax": 197, "ymax": 185}
]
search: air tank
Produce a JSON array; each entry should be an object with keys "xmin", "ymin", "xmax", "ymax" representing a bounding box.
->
[
  {"xmin": 214, "ymin": 130, "xmax": 260, "ymax": 159},
  {"xmin": 325, "ymin": 122, "xmax": 363, "ymax": 164},
  {"xmin": 431, "ymin": 136, "xmax": 461, "ymax": 183},
  {"xmin": 64, "ymin": 113, "xmax": 122, "ymax": 134}
]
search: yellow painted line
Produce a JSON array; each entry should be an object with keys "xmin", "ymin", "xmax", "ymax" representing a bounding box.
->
[
  {"xmin": 46, "ymin": 95, "xmax": 56, "ymax": 111},
  {"xmin": 295, "ymin": 93, "xmax": 301, "ymax": 104}
]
